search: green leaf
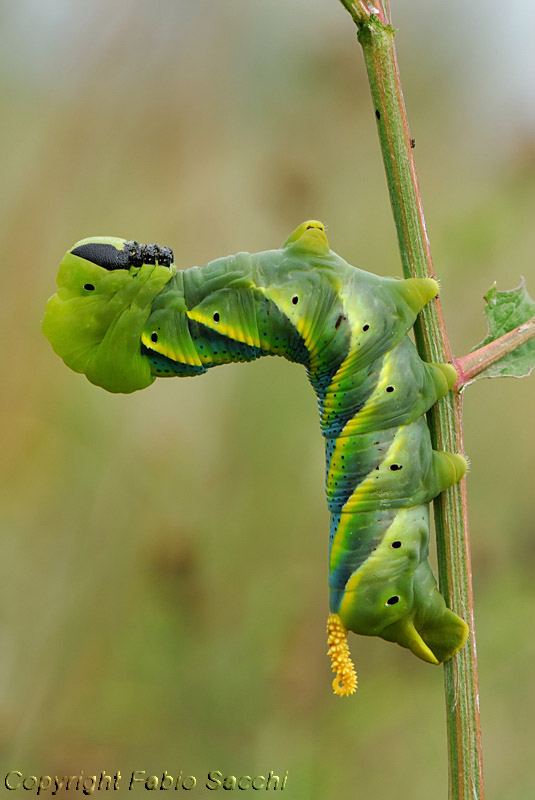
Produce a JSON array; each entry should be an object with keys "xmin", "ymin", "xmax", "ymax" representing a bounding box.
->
[{"xmin": 472, "ymin": 281, "xmax": 535, "ymax": 379}]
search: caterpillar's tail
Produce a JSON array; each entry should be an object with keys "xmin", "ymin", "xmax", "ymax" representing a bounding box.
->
[{"xmin": 327, "ymin": 613, "xmax": 358, "ymax": 696}]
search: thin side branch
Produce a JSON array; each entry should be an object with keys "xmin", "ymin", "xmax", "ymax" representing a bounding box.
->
[{"xmin": 454, "ymin": 317, "xmax": 535, "ymax": 390}]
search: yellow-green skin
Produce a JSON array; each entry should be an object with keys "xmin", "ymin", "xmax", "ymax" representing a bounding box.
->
[{"xmin": 42, "ymin": 222, "xmax": 469, "ymax": 664}]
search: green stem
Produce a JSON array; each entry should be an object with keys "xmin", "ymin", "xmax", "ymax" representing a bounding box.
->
[
  {"xmin": 455, "ymin": 317, "xmax": 535, "ymax": 389},
  {"xmin": 338, "ymin": 3, "xmax": 484, "ymax": 798}
]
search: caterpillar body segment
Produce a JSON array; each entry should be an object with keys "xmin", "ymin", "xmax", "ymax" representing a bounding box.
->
[{"xmin": 43, "ymin": 221, "xmax": 468, "ymax": 671}]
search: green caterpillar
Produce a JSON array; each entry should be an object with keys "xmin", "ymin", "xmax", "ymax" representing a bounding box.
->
[{"xmin": 42, "ymin": 221, "xmax": 469, "ymax": 694}]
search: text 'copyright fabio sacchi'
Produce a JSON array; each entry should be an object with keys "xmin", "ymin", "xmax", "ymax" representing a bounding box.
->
[{"xmin": 4, "ymin": 771, "xmax": 289, "ymax": 794}]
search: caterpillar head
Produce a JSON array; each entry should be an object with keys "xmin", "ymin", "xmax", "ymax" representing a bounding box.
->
[{"xmin": 42, "ymin": 237, "xmax": 175, "ymax": 393}]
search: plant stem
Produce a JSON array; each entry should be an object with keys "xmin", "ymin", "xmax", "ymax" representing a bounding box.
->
[
  {"xmin": 338, "ymin": 3, "xmax": 484, "ymax": 797},
  {"xmin": 454, "ymin": 317, "xmax": 535, "ymax": 389}
]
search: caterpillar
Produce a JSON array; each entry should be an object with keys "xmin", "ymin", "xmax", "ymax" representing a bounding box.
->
[{"xmin": 42, "ymin": 221, "xmax": 469, "ymax": 695}]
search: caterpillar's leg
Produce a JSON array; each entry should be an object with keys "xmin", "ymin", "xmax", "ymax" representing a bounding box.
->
[
  {"xmin": 429, "ymin": 361, "xmax": 457, "ymax": 397},
  {"xmin": 396, "ymin": 277, "xmax": 440, "ymax": 316},
  {"xmin": 428, "ymin": 451, "xmax": 468, "ymax": 496},
  {"xmin": 381, "ymin": 561, "xmax": 470, "ymax": 664}
]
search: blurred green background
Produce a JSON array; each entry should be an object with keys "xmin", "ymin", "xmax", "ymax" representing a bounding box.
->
[{"xmin": 1, "ymin": 1, "xmax": 534, "ymax": 798}]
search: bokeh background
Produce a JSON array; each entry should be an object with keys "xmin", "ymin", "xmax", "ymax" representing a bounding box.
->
[{"xmin": 1, "ymin": 1, "xmax": 534, "ymax": 797}]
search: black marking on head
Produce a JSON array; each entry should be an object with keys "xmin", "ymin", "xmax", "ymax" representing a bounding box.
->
[
  {"xmin": 154, "ymin": 245, "xmax": 174, "ymax": 268},
  {"xmin": 124, "ymin": 241, "xmax": 174, "ymax": 269},
  {"xmin": 83, "ymin": 283, "xmax": 95, "ymax": 291},
  {"xmin": 72, "ymin": 242, "xmax": 130, "ymax": 271},
  {"xmin": 334, "ymin": 315, "xmax": 345, "ymax": 330},
  {"xmin": 375, "ymin": 109, "xmax": 381, "ymax": 120},
  {"xmin": 71, "ymin": 240, "xmax": 174, "ymax": 271},
  {"xmin": 410, "ymin": 138, "xmax": 416, "ymax": 148},
  {"xmin": 386, "ymin": 596, "xmax": 400, "ymax": 606},
  {"xmin": 142, "ymin": 244, "xmax": 158, "ymax": 265}
]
